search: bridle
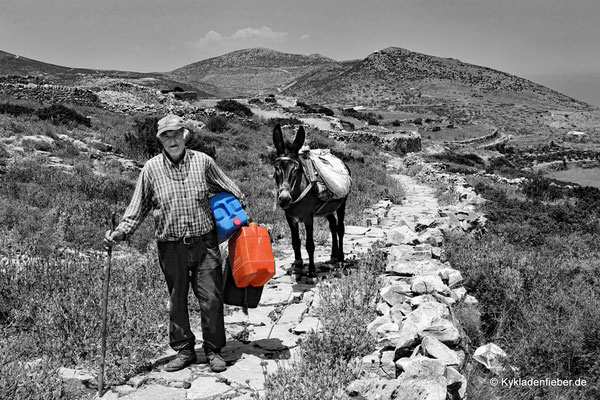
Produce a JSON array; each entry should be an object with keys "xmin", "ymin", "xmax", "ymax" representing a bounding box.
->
[{"xmin": 274, "ymin": 156, "xmax": 314, "ymax": 205}]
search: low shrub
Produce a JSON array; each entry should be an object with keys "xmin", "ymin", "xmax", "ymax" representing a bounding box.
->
[
  {"xmin": 205, "ymin": 115, "xmax": 229, "ymax": 133},
  {"xmin": 0, "ymin": 103, "xmax": 35, "ymax": 117},
  {"xmin": 124, "ymin": 116, "xmax": 161, "ymax": 159},
  {"xmin": 215, "ymin": 99, "xmax": 253, "ymax": 117},
  {"xmin": 341, "ymin": 108, "xmax": 380, "ymax": 125},
  {"xmin": 263, "ymin": 251, "xmax": 386, "ymax": 399},
  {"xmin": 296, "ymin": 101, "xmax": 334, "ymax": 116},
  {"xmin": 265, "ymin": 117, "xmax": 303, "ymax": 127},
  {"xmin": 0, "ymin": 251, "xmax": 168, "ymax": 391},
  {"xmin": 36, "ymin": 104, "xmax": 91, "ymax": 128}
]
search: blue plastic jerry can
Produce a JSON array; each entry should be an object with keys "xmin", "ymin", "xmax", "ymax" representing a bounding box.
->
[{"xmin": 209, "ymin": 192, "xmax": 247, "ymax": 243}]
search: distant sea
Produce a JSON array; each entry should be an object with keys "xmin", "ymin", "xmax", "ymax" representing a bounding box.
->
[{"xmin": 526, "ymin": 72, "xmax": 600, "ymax": 108}]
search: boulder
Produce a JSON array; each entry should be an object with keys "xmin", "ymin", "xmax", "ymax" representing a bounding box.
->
[
  {"xmin": 420, "ymin": 336, "xmax": 461, "ymax": 366},
  {"xmin": 380, "ymin": 284, "xmax": 409, "ymax": 306},
  {"xmin": 376, "ymin": 301, "xmax": 392, "ymax": 316},
  {"xmin": 438, "ymin": 268, "xmax": 463, "ymax": 287},
  {"xmin": 368, "ymin": 315, "xmax": 393, "ymax": 338},
  {"xmin": 394, "ymin": 376, "xmax": 447, "ymax": 400},
  {"xmin": 361, "ymin": 350, "xmax": 396, "ymax": 378},
  {"xmin": 387, "ymin": 245, "xmax": 418, "ymax": 261},
  {"xmin": 445, "ymin": 366, "xmax": 467, "ymax": 400},
  {"xmin": 409, "ymin": 294, "xmax": 437, "ymax": 307},
  {"xmin": 382, "ymin": 320, "xmax": 419, "ymax": 349},
  {"xmin": 450, "ymin": 287, "xmax": 467, "ymax": 301},
  {"xmin": 346, "ymin": 377, "xmax": 401, "ymax": 399},
  {"xmin": 386, "ymin": 226, "xmax": 419, "ymax": 246},
  {"xmin": 411, "ymin": 275, "xmax": 450, "ymax": 295},
  {"xmin": 414, "ymin": 216, "xmax": 436, "ymax": 232},
  {"xmin": 473, "ymin": 343, "xmax": 506, "ymax": 374},
  {"xmin": 418, "ymin": 318, "xmax": 461, "ymax": 345},
  {"xmin": 405, "ymin": 303, "xmax": 446, "ymax": 331},
  {"xmin": 396, "ymin": 355, "xmax": 446, "ymax": 379},
  {"xmin": 390, "ymin": 303, "xmax": 412, "ymax": 323},
  {"xmin": 377, "ymin": 322, "xmax": 401, "ymax": 337}
]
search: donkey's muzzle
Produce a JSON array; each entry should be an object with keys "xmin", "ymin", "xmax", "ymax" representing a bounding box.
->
[{"xmin": 278, "ymin": 191, "xmax": 292, "ymax": 209}]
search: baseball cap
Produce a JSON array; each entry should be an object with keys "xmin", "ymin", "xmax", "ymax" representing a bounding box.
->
[{"xmin": 156, "ymin": 114, "xmax": 186, "ymax": 137}]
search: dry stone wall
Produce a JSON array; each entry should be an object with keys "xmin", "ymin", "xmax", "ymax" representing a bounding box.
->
[
  {"xmin": 345, "ymin": 153, "xmax": 486, "ymax": 400},
  {"xmin": 0, "ymin": 76, "xmax": 99, "ymax": 106},
  {"xmin": 329, "ymin": 130, "xmax": 422, "ymax": 155}
]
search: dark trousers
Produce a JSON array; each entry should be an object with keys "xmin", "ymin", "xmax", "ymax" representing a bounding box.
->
[{"xmin": 157, "ymin": 230, "xmax": 225, "ymax": 352}]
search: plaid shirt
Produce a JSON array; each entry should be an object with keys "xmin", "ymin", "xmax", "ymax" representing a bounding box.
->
[{"xmin": 115, "ymin": 150, "xmax": 245, "ymax": 241}]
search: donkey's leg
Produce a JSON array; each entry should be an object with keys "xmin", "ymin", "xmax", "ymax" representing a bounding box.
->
[
  {"xmin": 336, "ymin": 199, "xmax": 347, "ymax": 264},
  {"xmin": 326, "ymin": 213, "xmax": 339, "ymax": 264},
  {"xmin": 286, "ymin": 214, "xmax": 303, "ymax": 270},
  {"xmin": 304, "ymin": 217, "xmax": 316, "ymax": 277}
]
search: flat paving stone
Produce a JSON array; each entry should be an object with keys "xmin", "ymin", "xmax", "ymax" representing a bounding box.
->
[
  {"xmin": 248, "ymin": 324, "xmax": 300, "ymax": 350},
  {"xmin": 225, "ymin": 306, "xmax": 275, "ymax": 325},
  {"xmin": 187, "ymin": 377, "xmax": 235, "ymax": 400},
  {"xmin": 118, "ymin": 384, "xmax": 186, "ymax": 400},
  {"xmin": 148, "ymin": 368, "xmax": 192, "ymax": 383},
  {"xmin": 277, "ymin": 303, "xmax": 308, "ymax": 325},
  {"xmin": 259, "ymin": 283, "xmax": 294, "ymax": 305},
  {"xmin": 293, "ymin": 316, "xmax": 321, "ymax": 334},
  {"xmin": 345, "ymin": 226, "xmax": 371, "ymax": 235},
  {"xmin": 220, "ymin": 354, "xmax": 278, "ymax": 390}
]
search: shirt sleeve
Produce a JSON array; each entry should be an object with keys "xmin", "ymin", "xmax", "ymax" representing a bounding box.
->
[
  {"xmin": 115, "ymin": 166, "xmax": 153, "ymax": 238},
  {"xmin": 205, "ymin": 157, "xmax": 246, "ymax": 206}
]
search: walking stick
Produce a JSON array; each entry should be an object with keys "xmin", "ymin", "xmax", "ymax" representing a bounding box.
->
[{"xmin": 98, "ymin": 212, "xmax": 116, "ymax": 397}]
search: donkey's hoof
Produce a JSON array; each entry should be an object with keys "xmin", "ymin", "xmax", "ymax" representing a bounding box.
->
[
  {"xmin": 307, "ymin": 269, "xmax": 317, "ymax": 278},
  {"xmin": 328, "ymin": 257, "xmax": 338, "ymax": 265}
]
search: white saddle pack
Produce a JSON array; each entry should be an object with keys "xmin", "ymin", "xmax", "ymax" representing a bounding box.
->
[{"xmin": 300, "ymin": 147, "xmax": 352, "ymax": 200}]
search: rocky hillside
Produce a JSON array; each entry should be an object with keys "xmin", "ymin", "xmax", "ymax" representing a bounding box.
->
[
  {"xmin": 0, "ymin": 50, "xmax": 200, "ymax": 93},
  {"xmin": 168, "ymin": 48, "xmax": 336, "ymax": 97},
  {"xmin": 285, "ymin": 47, "xmax": 591, "ymax": 110}
]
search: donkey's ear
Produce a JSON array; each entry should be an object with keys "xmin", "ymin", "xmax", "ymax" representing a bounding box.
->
[
  {"xmin": 272, "ymin": 124, "xmax": 285, "ymax": 155},
  {"xmin": 291, "ymin": 126, "xmax": 305, "ymax": 154}
]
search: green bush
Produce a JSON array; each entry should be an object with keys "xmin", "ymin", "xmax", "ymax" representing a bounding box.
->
[
  {"xmin": 215, "ymin": 99, "xmax": 253, "ymax": 117},
  {"xmin": 0, "ymin": 103, "xmax": 35, "ymax": 117},
  {"xmin": 265, "ymin": 116, "xmax": 303, "ymax": 127},
  {"xmin": 205, "ymin": 115, "xmax": 229, "ymax": 133},
  {"xmin": 0, "ymin": 251, "xmax": 168, "ymax": 389},
  {"xmin": 296, "ymin": 101, "xmax": 334, "ymax": 116},
  {"xmin": 36, "ymin": 104, "xmax": 91, "ymax": 127},
  {"xmin": 125, "ymin": 116, "xmax": 161, "ymax": 159},
  {"xmin": 264, "ymin": 251, "xmax": 386, "ymax": 399}
]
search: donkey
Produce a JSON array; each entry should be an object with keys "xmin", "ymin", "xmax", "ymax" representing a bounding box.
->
[{"xmin": 272, "ymin": 124, "xmax": 350, "ymax": 278}]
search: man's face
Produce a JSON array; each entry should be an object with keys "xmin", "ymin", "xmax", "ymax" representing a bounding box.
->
[{"xmin": 159, "ymin": 129, "xmax": 185, "ymax": 160}]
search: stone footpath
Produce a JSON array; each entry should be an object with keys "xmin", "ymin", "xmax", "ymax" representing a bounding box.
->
[
  {"xmin": 96, "ymin": 193, "xmax": 401, "ymax": 398},
  {"xmin": 89, "ymin": 153, "xmax": 481, "ymax": 400}
]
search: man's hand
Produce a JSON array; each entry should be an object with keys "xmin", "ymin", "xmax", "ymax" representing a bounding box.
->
[{"xmin": 104, "ymin": 230, "xmax": 125, "ymax": 248}]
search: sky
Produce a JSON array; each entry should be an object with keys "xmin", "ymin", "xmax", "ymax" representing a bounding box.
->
[{"xmin": 1, "ymin": 0, "xmax": 599, "ymax": 104}]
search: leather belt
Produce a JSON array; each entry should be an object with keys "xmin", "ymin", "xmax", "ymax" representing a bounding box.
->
[{"xmin": 181, "ymin": 236, "xmax": 203, "ymax": 245}]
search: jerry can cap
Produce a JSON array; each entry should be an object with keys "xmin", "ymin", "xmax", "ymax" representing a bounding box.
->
[{"xmin": 233, "ymin": 218, "xmax": 241, "ymax": 226}]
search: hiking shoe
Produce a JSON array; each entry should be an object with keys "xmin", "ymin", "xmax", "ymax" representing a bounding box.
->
[
  {"xmin": 164, "ymin": 349, "xmax": 197, "ymax": 372},
  {"xmin": 205, "ymin": 348, "xmax": 227, "ymax": 372}
]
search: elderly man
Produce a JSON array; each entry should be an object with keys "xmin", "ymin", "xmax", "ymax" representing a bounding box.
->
[{"xmin": 104, "ymin": 114, "xmax": 245, "ymax": 372}]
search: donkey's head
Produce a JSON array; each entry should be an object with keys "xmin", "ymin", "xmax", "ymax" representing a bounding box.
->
[{"xmin": 272, "ymin": 124, "xmax": 306, "ymax": 209}]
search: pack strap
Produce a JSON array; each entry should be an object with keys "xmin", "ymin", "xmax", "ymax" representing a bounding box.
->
[{"xmin": 290, "ymin": 181, "xmax": 314, "ymax": 204}]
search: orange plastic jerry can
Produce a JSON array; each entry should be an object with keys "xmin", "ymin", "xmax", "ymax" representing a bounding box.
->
[{"xmin": 228, "ymin": 223, "xmax": 275, "ymax": 287}]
